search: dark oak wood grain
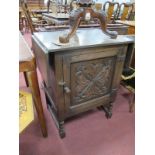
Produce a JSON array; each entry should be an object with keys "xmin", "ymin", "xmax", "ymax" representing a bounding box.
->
[{"xmin": 32, "ymin": 28, "xmax": 135, "ymax": 138}]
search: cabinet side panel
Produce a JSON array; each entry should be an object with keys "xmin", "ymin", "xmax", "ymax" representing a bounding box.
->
[
  {"xmin": 112, "ymin": 45, "xmax": 128, "ymax": 89},
  {"xmin": 32, "ymin": 37, "xmax": 50, "ymax": 87},
  {"xmin": 54, "ymin": 54, "xmax": 66, "ymax": 121}
]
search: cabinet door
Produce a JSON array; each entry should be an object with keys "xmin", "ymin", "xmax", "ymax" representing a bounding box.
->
[{"xmin": 62, "ymin": 46, "xmax": 126, "ymax": 117}]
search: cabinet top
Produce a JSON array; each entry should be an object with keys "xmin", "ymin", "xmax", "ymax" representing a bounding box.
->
[{"xmin": 32, "ymin": 28, "xmax": 134, "ymax": 53}]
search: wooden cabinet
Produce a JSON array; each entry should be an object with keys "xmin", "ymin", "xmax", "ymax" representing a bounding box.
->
[
  {"xmin": 62, "ymin": 46, "xmax": 127, "ymax": 117},
  {"xmin": 32, "ymin": 28, "xmax": 135, "ymax": 138}
]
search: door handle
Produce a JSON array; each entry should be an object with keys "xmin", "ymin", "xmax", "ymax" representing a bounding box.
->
[
  {"xmin": 64, "ymin": 85, "xmax": 71, "ymax": 94},
  {"xmin": 58, "ymin": 81, "xmax": 71, "ymax": 94}
]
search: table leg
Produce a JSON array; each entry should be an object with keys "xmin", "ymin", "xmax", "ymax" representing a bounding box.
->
[
  {"xmin": 24, "ymin": 72, "xmax": 29, "ymax": 87},
  {"xmin": 129, "ymin": 93, "xmax": 135, "ymax": 113},
  {"xmin": 26, "ymin": 70, "xmax": 48, "ymax": 137},
  {"xmin": 123, "ymin": 43, "xmax": 135, "ymax": 74}
]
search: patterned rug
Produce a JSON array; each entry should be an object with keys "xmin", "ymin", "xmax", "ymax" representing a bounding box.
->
[{"xmin": 19, "ymin": 91, "xmax": 34, "ymax": 133}]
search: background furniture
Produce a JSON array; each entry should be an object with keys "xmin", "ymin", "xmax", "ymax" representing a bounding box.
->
[
  {"xmin": 128, "ymin": 3, "xmax": 135, "ymax": 20},
  {"xmin": 19, "ymin": 8, "xmax": 24, "ymax": 32},
  {"xmin": 117, "ymin": 3, "xmax": 134, "ymax": 21},
  {"xmin": 94, "ymin": 3, "xmax": 103, "ymax": 11},
  {"xmin": 19, "ymin": 32, "xmax": 47, "ymax": 137},
  {"xmin": 42, "ymin": 13, "xmax": 69, "ymax": 25},
  {"xmin": 20, "ymin": 0, "xmax": 51, "ymax": 34},
  {"xmin": 103, "ymin": 1, "xmax": 119, "ymax": 23},
  {"xmin": 32, "ymin": 28, "xmax": 134, "ymax": 138},
  {"xmin": 19, "ymin": 7, "xmax": 30, "ymax": 33},
  {"xmin": 116, "ymin": 20, "xmax": 135, "ymax": 69},
  {"xmin": 116, "ymin": 19, "xmax": 135, "ymax": 112},
  {"xmin": 47, "ymin": 0, "xmax": 70, "ymax": 13},
  {"xmin": 121, "ymin": 68, "xmax": 135, "ymax": 112},
  {"xmin": 47, "ymin": 0, "xmax": 58, "ymax": 13},
  {"xmin": 23, "ymin": 0, "xmax": 47, "ymax": 10},
  {"xmin": 116, "ymin": 20, "xmax": 135, "ymax": 34},
  {"xmin": 70, "ymin": 0, "xmax": 79, "ymax": 11}
]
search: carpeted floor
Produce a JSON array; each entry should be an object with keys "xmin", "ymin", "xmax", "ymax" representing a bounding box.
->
[{"xmin": 19, "ymin": 32, "xmax": 135, "ymax": 155}]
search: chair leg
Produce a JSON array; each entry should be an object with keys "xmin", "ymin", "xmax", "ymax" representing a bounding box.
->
[
  {"xmin": 24, "ymin": 72, "xmax": 29, "ymax": 87},
  {"xmin": 129, "ymin": 93, "xmax": 135, "ymax": 113},
  {"xmin": 26, "ymin": 70, "xmax": 48, "ymax": 137}
]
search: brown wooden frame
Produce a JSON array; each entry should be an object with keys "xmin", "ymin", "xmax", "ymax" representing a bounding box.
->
[
  {"xmin": 20, "ymin": 0, "xmax": 50, "ymax": 34},
  {"xmin": 117, "ymin": 3, "xmax": 134, "ymax": 21},
  {"xmin": 32, "ymin": 29, "xmax": 134, "ymax": 138},
  {"xmin": 19, "ymin": 32, "xmax": 47, "ymax": 137},
  {"xmin": 103, "ymin": 1, "xmax": 119, "ymax": 22}
]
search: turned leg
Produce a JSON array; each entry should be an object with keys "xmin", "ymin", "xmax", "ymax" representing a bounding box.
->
[
  {"xmin": 42, "ymin": 82, "xmax": 65, "ymax": 138},
  {"xmin": 129, "ymin": 93, "xmax": 135, "ymax": 113},
  {"xmin": 44, "ymin": 90, "xmax": 51, "ymax": 110},
  {"xmin": 103, "ymin": 106, "xmax": 112, "ymax": 119},
  {"xmin": 102, "ymin": 102, "xmax": 113, "ymax": 119},
  {"xmin": 59, "ymin": 121, "xmax": 66, "ymax": 138},
  {"xmin": 26, "ymin": 70, "xmax": 47, "ymax": 137}
]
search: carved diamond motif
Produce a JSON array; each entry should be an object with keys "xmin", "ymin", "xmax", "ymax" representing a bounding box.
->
[{"xmin": 71, "ymin": 57, "xmax": 115, "ymax": 105}]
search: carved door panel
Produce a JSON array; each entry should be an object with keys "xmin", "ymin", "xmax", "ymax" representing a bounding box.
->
[{"xmin": 62, "ymin": 47, "xmax": 125, "ymax": 117}]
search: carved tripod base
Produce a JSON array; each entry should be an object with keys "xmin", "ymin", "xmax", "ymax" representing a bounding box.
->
[{"xmin": 59, "ymin": 7, "xmax": 118, "ymax": 43}]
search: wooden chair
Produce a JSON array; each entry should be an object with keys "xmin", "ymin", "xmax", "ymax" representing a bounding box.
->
[
  {"xmin": 94, "ymin": 3, "xmax": 103, "ymax": 11},
  {"xmin": 19, "ymin": 32, "xmax": 47, "ymax": 137},
  {"xmin": 103, "ymin": 1, "xmax": 119, "ymax": 23},
  {"xmin": 117, "ymin": 3, "xmax": 134, "ymax": 21},
  {"xmin": 19, "ymin": 6, "xmax": 30, "ymax": 33},
  {"xmin": 128, "ymin": 3, "xmax": 135, "ymax": 21},
  {"xmin": 19, "ymin": 8, "xmax": 24, "ymax": 32},
  {"xmin": 70, "ymin": 0, "xmax": 79, "ymax": 11},
  {"xmin": 121, "ymin": 68, "xmax": 135, "ymax": 112},
  {"xmin": 47, "ymin": 0, "xmax": 69, "ymax": 13},
  {"xmin": 47, "ymin": 0, "xmax": 58, "ymax": 13},
  {"xmin": 20, "ymin": 0, "xmax": 51, "ymax": 34}
]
